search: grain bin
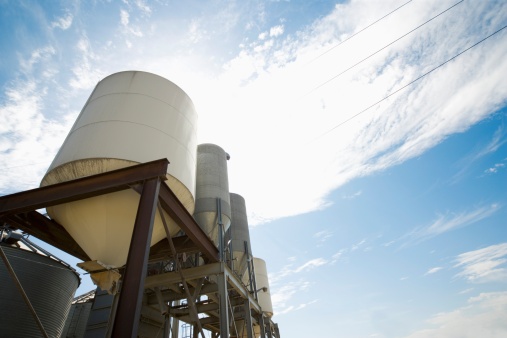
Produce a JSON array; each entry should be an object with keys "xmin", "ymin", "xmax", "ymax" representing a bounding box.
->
[
  {"xmin": 0, "ymin": 243, "xmax": 80, "ymax": 337},
  {"xmin": 40, "ymin": 71, "xmax": 198, "ymax": 268},
  {"xmin": 193, "ymin": 144, "xmax": 231, "ymax": 248}
]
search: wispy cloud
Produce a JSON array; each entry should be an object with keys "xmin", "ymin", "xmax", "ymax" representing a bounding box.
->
[
  {"xmin": 404, "ymin": 292, "xmax": 507, "ymax": 338},
  {"xmin": 270, "ymin": 257, "xmax": 329, "ymax": 284},
  {"xmin": 51, "ymin": 13, "xmax": 73, "ymax": 30},
  {"xmin": 400, "ymin": 204, "xmax": 500, "ymax": 247},
  {"xmin": 271, "ymin": 280, "xmax": 314, "ymax": 315},
  {"xmin": 341, "ymin": 190, "xmax": 363, "ymax": 199},
  {"xmin": 313, "ymin": 230, "xmax": 333, "ymax": 243},
  {"xmin": 454, "ymin": 243, "xmax": 507, "ymax": 283},
  {"xmin": 425, "ymin": 267, "xmax": 443, "ymax": 275},
  {"xmin": 269, "ymin": 257, "xmax": 328, "ymax": 314},
  {"xmin": 0, "ymin": 79, "xmax": 75, "ymax": 193},
  {"xmin": 451, "ymin": 125, "xmax": 507, "ymax": 184},
  {"xmin": 484, "ymin": 162, "xmax": 505, "ymax": 175}
]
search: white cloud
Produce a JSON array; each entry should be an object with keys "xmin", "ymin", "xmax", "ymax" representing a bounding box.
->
[
  {"xmin": 400, "ymin": 204, "xmax": 500, "ymax": 247},
  {"xmin": 454, "ymin": 243, "xmax": 507, "ymax": 283},
  {"xmin": 120, "ymin": 9, "xmax": 130, "ymax": 26},
  {"xmin": 269, "ymin": 25, "xmax": 284, "ymax": 37},
  {"xmin": 452, "ymin": 125, "xmax": 506, "ymax": 183},
  {"xmin": 69, "ymin": 37, "xmax": 105, "ymax": 90},
  {"xmin": 425, "ymin": 267, "xmax": 443, "ymax": 275},
  {"xmin": 342, "ymin": 190, "xmax": 362, "ymax": 199},
  {"xmin": 293, "ymin": 258, "xmax": 328, "ymax": 273},
  {"xmin": 0, "ymin": 80, "xmax": 76, "ymax": 193},
  {"xmin": 313, "ymin": 230, "xmax": 333, "ymax": 243},
  {"xmin": 484, "ymin": 163, "xmax": 505, "ymax": 174},
  {"xmin": 404, "ymin": 292, "xmax": 507, "ymax": 338},
  {"xmin": 19, "ymin": 46, "xmax": 56, "ymax": 74},
  {"xmin": 134, "ymin": 0, "xmax": 151, "ymax": 15},
  {"xmin": 351, "ymin": 238, "xmax": 367, "ymax": 251},
  {"xmin": 270, "ymin": 257, "xmax": 328, "ymax": 284},
  {"xmin": 51, "ymin": 13, "xmax": 73, "ymax": 30},
  {"xmin": 270, "ymin": 279, "xmax": 312, "ymax": 315}
]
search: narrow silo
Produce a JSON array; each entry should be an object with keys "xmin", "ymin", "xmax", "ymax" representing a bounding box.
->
[
  {"xmin": 0, "ymin": 243, "xmax": 80, "ymax": 337},
  {"xmin": 40, "ymin": 71, "xmax": 198, "ymax": 268},
  {"xmin": 227, "ymin": 193, "xmax": 252, "ymax": 278},
  {"xmin": 193, "ymin": 144, "xmax": 231, "ymax": 249},
  {"xmin": 251, "ymin": 257, "xmax": 273, "ymax": 318}
]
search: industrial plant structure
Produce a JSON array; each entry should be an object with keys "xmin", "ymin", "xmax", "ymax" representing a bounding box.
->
[{"xmin": 0, "ymin": 71, "xmax": 280, "ymax": 338}]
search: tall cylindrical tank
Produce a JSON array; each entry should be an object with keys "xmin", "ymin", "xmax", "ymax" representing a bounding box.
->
[
  {"xmin": 227, "ymin": 193, "xmax": 252, "ymax": 278},
  {"xmin": 243, "ymin": 257, "xmax": 273, "ymax": 318},
  {"xmin": 0, "ymin": 244, "xmax": 80, "ymax": 337},
  {"xmin": 193, "ymin": 144, "xmax": 231, "ymax": 247},
  {"xmin": 40, "ymin": 71, "xmax": 198, "ymax": 268}
]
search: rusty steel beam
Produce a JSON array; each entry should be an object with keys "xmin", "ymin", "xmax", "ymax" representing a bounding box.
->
[
  {"xmin": 111, "ymin": 178, "xmax": 161, "ymax": 338},
  {"xmin": 0, "ymin": 159, "xmax": 169, "ymax": 217},
  {"xmin": 158, "ymin": 183, "xmax": 219, "ymax": 263},
  {"xmin": 3, "ymin": 212, "xmax": 89, "ymax": 261}
]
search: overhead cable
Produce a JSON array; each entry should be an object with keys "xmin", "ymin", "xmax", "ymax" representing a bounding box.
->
[
  {"xmin": 306, "ymin": 0, "xmax": 415, "ymax": 65},
  {"xmin": 305, "ymin": 0, "xmax": 465, "ymax": 96},
  {"xmin": 312, "ymin": 23, "xmax": 507, "ymax": 142}
]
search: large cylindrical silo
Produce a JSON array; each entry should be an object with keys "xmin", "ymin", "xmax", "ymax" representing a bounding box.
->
[
  {"xmin": 227, "ymin": 193, "xmax": 252, "ymax": 278},
  {"xmin": 193, "ymin": 143, "xmax": 231, "ymax": 248},
  {"xmin": 0, "ymin": 244, "xmax": 80, "ymax": 337},
  {"xmin": 40, "ymin": 71, "xmax": 198, "ymax": 268}
]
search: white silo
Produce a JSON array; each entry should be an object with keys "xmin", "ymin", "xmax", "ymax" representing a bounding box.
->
[
  {"xmin": 227, "ymin": 193, "xmax": 252, "ymax": 278},
  {"xmin": 40, "ymin": 71, "xmax": 198, "ymax": 268},
  {"xmin": 193, "ymin": 144, "xmax": 231, "ymax": 249},
  {"xmin": 243, "ymin": 257, "xmax": 273, "ymax": 318},
  {"xmin": 236, "ymin": 257, "xmax": 273, "ymax": 338}
]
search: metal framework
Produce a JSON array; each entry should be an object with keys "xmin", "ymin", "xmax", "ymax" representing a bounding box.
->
[{"xmin": 0, "ymin": 159, "xmax": 280, "ymax": 338}]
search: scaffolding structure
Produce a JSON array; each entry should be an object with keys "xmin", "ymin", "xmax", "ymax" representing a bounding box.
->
[{"xmin": 0, "ymin": 159, "xmax": 280, "ymax": 338}]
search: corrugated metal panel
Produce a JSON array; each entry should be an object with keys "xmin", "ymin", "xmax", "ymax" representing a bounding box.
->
[
  {"xmin": 0, "ymin": 244, "xmax": 80, "ymax": 337},
  {"xmin": 84, "ymin": 289, "xmax": 114, "ymax": 338},
  {"xmin": 61, "ymin": 302, "xmax": 93, "ymax": 338}
]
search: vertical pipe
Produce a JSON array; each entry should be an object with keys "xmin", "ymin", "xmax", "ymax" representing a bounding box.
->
[
  {"xmin": 258, "ymin": 315, "xmax": 266, "ymax": 338},
  {"xmin": 244, "ymin": 241, "xmax": 258, "ymax": 301},
  {"xmin": 164, "ymin": 314, "xmax": 171, "ymax": 338},
  {"xmin": 218, "ymin": 263, "xmax": 230, "ymax": 338},
  {"xmin": 217, "ymin": 198, "xmax": 224, "ymax": 262},
  {"xmin": 266, "ymin": 319, "xmax": 273, "ymax": 338},
  {"xmin": 244, "ymin": 299, "xmax": 254, "ymax": 338},
  {"xmin": 111, "ymin": 178, "xmax": 161, "ymax": 338},
  {"xmin": 171, "ymin": 300, "xmax": 180, "ymax": 338}
]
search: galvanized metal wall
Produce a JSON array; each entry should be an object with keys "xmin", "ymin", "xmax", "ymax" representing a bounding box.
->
[{"xmin": 0, "ymin": 244, "xmax": 80, "ymax": 337}]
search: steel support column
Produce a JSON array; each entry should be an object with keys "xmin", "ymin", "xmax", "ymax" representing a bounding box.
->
[
  {"xmin": 259, "ymin": 314, "xmax": 266, "ymax": 338},
  {"xmin": 244, "ymin": 298, "xmax": 254, "ymax": 338},
  {"xmin": 111, "ymin": 177, "xmax": 161, "ymax": 338},
  {"xmin": 217, "ymin": 263, "xmax": 230, "ymax": 338}
]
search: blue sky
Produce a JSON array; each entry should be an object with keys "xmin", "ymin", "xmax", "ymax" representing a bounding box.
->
[{"xmin": 0, "ymin": 0, "xmax": 506, "ymax": 337}]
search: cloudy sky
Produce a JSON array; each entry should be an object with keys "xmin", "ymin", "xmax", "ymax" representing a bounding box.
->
[{"xmin": 1, "ymin": 0, "xmax": 506, "ymax": 337}]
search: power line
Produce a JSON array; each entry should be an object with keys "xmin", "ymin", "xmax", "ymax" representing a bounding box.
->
[
  {"xmin": 305, "ymin": 0, "xmax": 464, "ymax": 96},
  {"xmin": 306, "ymin": 0, "xmax": 414, "ymax": 65},
  {"xmin": 311, "ymin": 23, "xmax": 507, "ymax": 142}
]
